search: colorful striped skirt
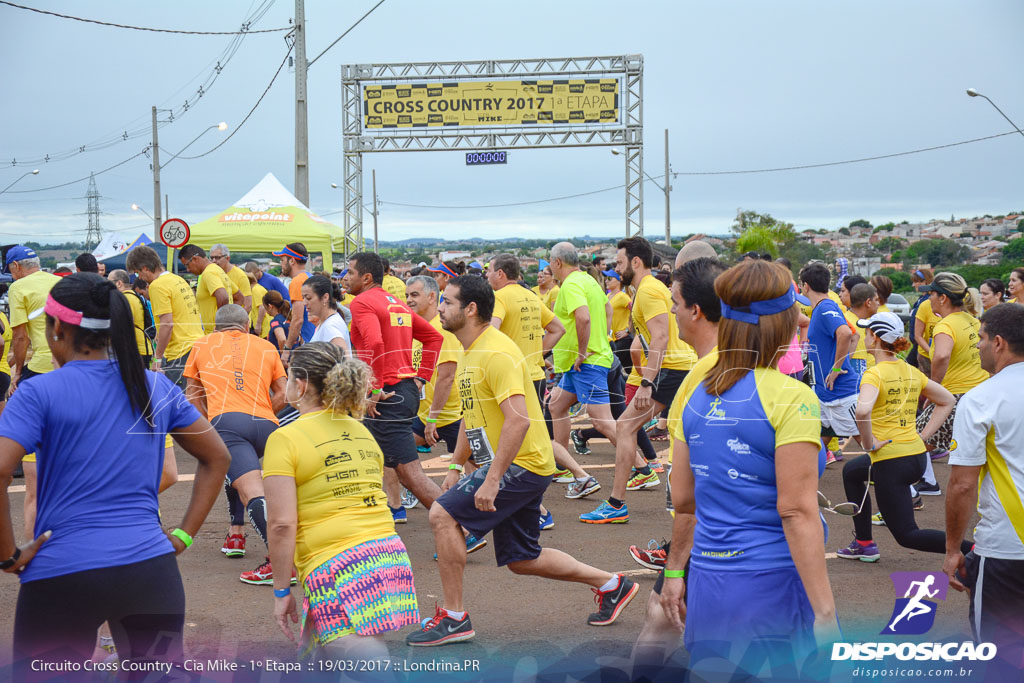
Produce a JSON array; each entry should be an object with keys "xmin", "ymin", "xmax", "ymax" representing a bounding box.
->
[{"xmin": 301, "ymin": 535, "xmax": 418, "ymax": 647}]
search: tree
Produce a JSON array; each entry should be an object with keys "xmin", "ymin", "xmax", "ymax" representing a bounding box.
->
[
  {"xmin": 1017, "ymin": 218, "xmax": 1024, "ymax": 233},
  {"xmin": 730, "ymin": 209, "xmax": 795, "ymax": 242},
  {"xmin": 874, "ymin": 237, "xmax": 906, "ymax": 253},
  {"xmin": 849, "ymin": 219, "xmax": 872, "ymax": 230},
  {"xmin": 903, "ymin": 238, "xmax": 970, "ymax": 267},
  {"xmin": 736, "ymin": 225, "xmax": 779, "ymax": 258},
  {"xmin": 874, "ymin": 268, "xmax": 912, "ymax": 293},
  {"xmin": 872, "ymin": 222, "xmax": 895, "ymax": 233},
  {"xmin": 838, "ymin": 227, "xmax": 851, "ymax": 236},
  {"xmin": 1002, "ymin": 236, "xmax": 1024, "ymax": 264}
]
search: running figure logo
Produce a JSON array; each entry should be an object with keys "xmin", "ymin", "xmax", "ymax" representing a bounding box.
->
[{"xmin": 881, "ymin": 572, "xmax": 949, "ymax": 635}]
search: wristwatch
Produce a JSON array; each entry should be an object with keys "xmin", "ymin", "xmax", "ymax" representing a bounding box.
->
[
  {"xmin": 640, "ymin": 378, "xmax": 654, "ymax": 388},
  {"xmin": 0, "ymin": 548, "xmax": 21, "ymax": 570}
]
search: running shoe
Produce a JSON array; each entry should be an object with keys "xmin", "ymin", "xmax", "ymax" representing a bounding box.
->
[
  {"xmin": 649, "ymin": 460, "xmax": 665, "ymax": 473},
  {"xmin": 221, "ymin": 533, "xmax": 246, "ymax": 558},
  {"xmin": 836, "ymin": 539, "xmax": 880, "ymax": 562},
  {"xmin": 913, "ymin": 496, "xmax": 924, "ymax": 511},
  {"xmin": 570, "ymin": 429, "xmax": 591, "ymax": 455},
  {"xmin": 643, "ymin": 418, "xmax": 659, "ymax": 432},
  {"xmin": 580, "ymin": 501, "xmax": 629, "ymax": 524},
  {"xmin": 648, "ymin": 427, "xmax": 669, "ymax": 442},
  {"xmin": 569, "ymin": 402, "xmax": 585, "ymax": 418},
  {"xmin": 401, "ymin": 489, "xmax": 420, "ymax": 510},
  {"xmin": 553, "ymin": 468, "xmax": 574, "ymax": 484},
  {"xmin": 588, "ymin": 575, "xmax": 639, "ymax": 626},
  {"xmin": 406, "ymin": 605, "xmax": 475, "ymax": 646},
  {"xmin": 871, "ymin": 512, "xmax": 886, "ymax": 526},
  {"xmin": 390, "ymin": 505, "xmax": 408, "ymax": 524},
  {"xmin": 825, "ymin": 450, "xmax": 838, "ymax": 466},
  {"xmin": 628, "ymin": 539, "xmax": 667, "ymax": 570},
  {"xmin": 626, "ymin": 470, "xmax": 660, "ymax": 491},
  {"xmin": 929, "ymin": 449, "xmax": 950, "ymax": 461},
  {"xmin": 916, "ymin": 480, "xmax": 942, "ymax": 496},
  {"xmin": 416, "ymin": 445, "xmax": 432, "ymax": 453},
  {"xmin": 240, "ymin": 558, "xmax": 298, "ymax": 585},
  {"xmin": 434, "ymin": 535, "xmax": 488, "ymax": 560},
  {"xmin": 565, "ymin": 476, "xmax": 601, "ymax": 499},
  {"xmin": 539, "ymin": 511, "xmax": 555, "ymax": 531}
]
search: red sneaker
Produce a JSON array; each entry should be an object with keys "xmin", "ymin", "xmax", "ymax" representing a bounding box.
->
[
  {"xmin": 240, "ymin": 557, "xmax": 297, "ymax": 586},
  {"xmin": 221, "ymin": 533, "xmax": 246, "ymax": 558},
  {"xmin": 628, "ymin": 539, "xmax": 667, "ymax": 570}
]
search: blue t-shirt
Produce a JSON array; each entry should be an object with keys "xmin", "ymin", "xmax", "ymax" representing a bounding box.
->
[
  {"xmin": 807, "ymin": 298, "xmax": 859, "ymax": 401},
  {"xmin": 680, "ymin": 369, "xmax": 827, "ymax": 572},
  {"xmin": 268, "ymin": 314, "xmax": 290, "ymax": 350},
  {"xmin": 0, "ymin": 360, "xmax": 201, "ymax": 582},
  {"xmin": 258, "ymin": 272, "xmax": 290, "ymax": 302}
]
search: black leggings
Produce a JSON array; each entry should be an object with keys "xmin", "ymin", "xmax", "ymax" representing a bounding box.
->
[
  {"xmin": 842, "ymin": 453, "xmax": 970, "ymax": 554},
  {"xmin": 14, "ymin": 553, "xmax": 185, "ymax": 676}
]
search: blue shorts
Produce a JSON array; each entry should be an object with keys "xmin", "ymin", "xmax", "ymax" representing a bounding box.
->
[
  {"xmin": 411, "ymin": 417, "xmax": 461, "ymax": 453},
  {"xmin": 435, "ymin": 463, "xmax": 551, "ymax": 566},
  {"xmin": 684, "ymin": 564, "xmax": 815, "ymax": 663},
  {"xmin": 557, "ymin": 363, "xmax": 610, "ymax": 405}
]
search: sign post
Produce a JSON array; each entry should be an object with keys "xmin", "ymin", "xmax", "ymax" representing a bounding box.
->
[{"xmin": 159, "ymin": 218, "xmax": 190, "ymax": 268}]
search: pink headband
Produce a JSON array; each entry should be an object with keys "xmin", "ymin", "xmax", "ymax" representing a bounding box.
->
[{"xmin": 44, "ymin": 295, "xmax": 111, "ymax": 330}]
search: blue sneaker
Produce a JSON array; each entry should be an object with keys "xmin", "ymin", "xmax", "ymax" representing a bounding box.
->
[
  {"xmin": 539, "ymin": 511, "xmax": 554, "ymax": 531},
  {"xmin": 417, "ymin": 445, "xmax": 432, "ymax": 453},
  {"xmin": 390, "ymin": 505, "xmax": 407, "ymax": 524},
  {"xmin": 434, "ymin": 534, "xmax": 488, "ymax": 560},
  {"xmin": 837, "ymin": 538, "xmax": 879, "ymax": 562},
  {"xmin": 579, "ymin": 501, "xmax": 629, "ymax": 524}
]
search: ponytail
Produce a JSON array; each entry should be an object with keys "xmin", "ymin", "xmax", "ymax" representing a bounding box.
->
[
  {"xmin": 964, "ymin": 288, "xmax": 982, "ymax": 317},
  {"xmin": 264, "ymin": 290, "xmax": 291, "ymax": 319},
  {"xmin": 106, "ymin": 283, "xmax": 154, "ymax": 427}
]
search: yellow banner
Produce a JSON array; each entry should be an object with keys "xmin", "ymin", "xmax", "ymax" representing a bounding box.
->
[{"xmin": 363, "ymin": 79, "xmax": 619, "ymax": 129}]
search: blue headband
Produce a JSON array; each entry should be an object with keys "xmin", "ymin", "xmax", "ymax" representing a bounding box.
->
[{"xmin": 720, "ymin": 288, "xmax": 797, "ymax": 325}]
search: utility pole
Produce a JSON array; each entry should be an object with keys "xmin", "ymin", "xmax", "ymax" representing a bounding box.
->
[
  {"xmin": 294, "ymin": 0, "xmax": 309, "ymax": 206},
  {"xmin": 372, "ymin": 169, "xmax": 379, "ymax": 253},
  {"xmin": 664, "ymin": 128, "xmax": 671, "ymax": 247},
  {"xmin": 151, "ymin": 106, "xmax": 162, "ymax": 237}
]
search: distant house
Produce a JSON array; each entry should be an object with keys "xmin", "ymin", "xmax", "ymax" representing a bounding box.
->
[{"xmin": 439, "ymin": 251, "xmax": 472, "ymax": 262}]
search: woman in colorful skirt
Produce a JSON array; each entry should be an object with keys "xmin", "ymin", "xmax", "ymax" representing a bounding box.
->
[{"xmin": 264, "ymin": 342, "xmax": 418, "ymax": 659}]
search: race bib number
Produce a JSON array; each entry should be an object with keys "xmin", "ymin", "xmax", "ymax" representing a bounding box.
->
[{"xmin": 465, "ymin": 426, "xmax": 495, "ymax": 466}]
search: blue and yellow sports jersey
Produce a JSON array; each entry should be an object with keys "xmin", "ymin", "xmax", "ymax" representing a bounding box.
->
[{"xmin": 679, "ymin": 368, "xmax": 824, "ymax": 571}]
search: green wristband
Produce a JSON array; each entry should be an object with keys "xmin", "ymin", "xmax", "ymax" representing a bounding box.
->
[
  {"xmin": 371, "ymin": 388, "xmax": 382, "ymax": 395},
  {"xmin": 170, "ymin": 528, "xmax": 193, "ymax": 548},
  {"xmin": 448, "ymin": 463, "xmax": 464, "ymax": 472},
  {"xmin": 663, "ymin": 569, "xmax": 685, "ymax": 579},
  {"xmin": 424, "ymin": 416, "xmax": 438, "ymax": 424}
]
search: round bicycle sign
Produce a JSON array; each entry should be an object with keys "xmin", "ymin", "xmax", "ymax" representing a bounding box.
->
[{"xmin": 159, "ymin": 218, "xmax": 190, "ymax": 249}]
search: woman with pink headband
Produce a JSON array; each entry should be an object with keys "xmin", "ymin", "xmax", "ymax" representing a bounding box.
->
[{"xmin": 0, "ymin": 273, "xmax": 231, "ymax": 674}]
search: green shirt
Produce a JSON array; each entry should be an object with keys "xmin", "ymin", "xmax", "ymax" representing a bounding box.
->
[{"xmin": 552, "ymin": 270, "xmax": 613, "ymax": 372}]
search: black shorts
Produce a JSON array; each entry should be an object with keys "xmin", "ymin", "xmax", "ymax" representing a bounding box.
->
[
  {"xmin": 412, "ymin": 417, "xmax": 462, "ymax": 453},
  {"xmin": 436, "ymin": 463, "xmax": 551, "ymax": 566},
  {"xmin": 651, "ymin": 368, "xmax": 688, "ymax": 408},
  {"xmin": 162, "ymin": 354, "xmax": 189, "ymax": 389},
  {"xmin": 533, "ymin": 378, "xmax": 545, "ymax": 406},
  {"xmin": 211, "ymin": 412, "xmax": 279, "ymax": 484},
  {"xmin": 19, "ymin": 367, "xmax": 44, "ymax": 384},
  {"xmin": 964, "ymin": 551, "xmax": 1024, "ymax": 664},
  {"xmin": 0, "ymin": 371, "xmax": 10, "ymax": 398},
  {"xmin": 363, "ymin": 378, "xmax": 420, "ymax": 469}
]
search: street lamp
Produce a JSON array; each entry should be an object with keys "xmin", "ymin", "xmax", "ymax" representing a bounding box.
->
[
  {"xmin": 613, "ymin": 127, "xmax": 672, "ymax": 245},
  {"xmin": 966, "ymin": 88, "xmax": 1024, "ymax": 140},
  {"xmin": 131, "ymin": 203, "xmax": 154, "ymax": 222},
  {"xmin": 0, "ymin": 168, "xmax": 40, "ymax": 195}
]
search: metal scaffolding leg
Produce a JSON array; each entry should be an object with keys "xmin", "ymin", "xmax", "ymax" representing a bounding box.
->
[
  {"xmin": 343, "ymin": 146, "xmax": 362, "ymax": 258},
  {"xmin": 625, "ymin": 142, "xmax": 643, "ymax": 237}
]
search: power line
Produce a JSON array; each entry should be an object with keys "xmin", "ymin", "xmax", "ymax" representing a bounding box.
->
[
  {"xmin": 0, "ymin": 0, "xmax": 290, "ymax": 34},
  {"xmin": 2, "ymin": 149, "xmax": 150, "ymax": 194},
  {"xmin": 379, "ymin": 130, "xmax": 1019, "ymax": 209},
  {"xmin": 307, "ymin": 0, "xmax": 386, "ymax": 68},
  {"xmin": 5, "ymin": 0, "xmax": 281, "ymax": 167},
  {"xmin": 178, "ymin": 45, "xmax": 294, "ymax": 160}
]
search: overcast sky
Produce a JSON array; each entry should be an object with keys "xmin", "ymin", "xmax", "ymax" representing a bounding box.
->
[{"xmin": 1, "ymin": 0, "xmax": 1021, "ymax": 247}]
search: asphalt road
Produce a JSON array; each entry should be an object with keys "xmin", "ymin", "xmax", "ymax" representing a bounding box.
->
[{"xmin": 0, "ymin": 431, "xmax": 984, "ymax": 682}]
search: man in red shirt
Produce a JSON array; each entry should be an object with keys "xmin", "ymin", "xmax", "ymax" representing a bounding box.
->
[{"xmin": 347, "ymin": 252, "xmax": 445, "ymax": 509}]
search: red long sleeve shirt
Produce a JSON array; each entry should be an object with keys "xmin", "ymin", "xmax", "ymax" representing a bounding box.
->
[{"xmin": 349, "ymin": 286, "xmax": 443, "ymax": 390}]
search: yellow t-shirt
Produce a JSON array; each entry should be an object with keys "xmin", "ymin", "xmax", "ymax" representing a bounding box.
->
[
  {"xmin": 860, "ymin": 360, "xmax": 929, "ymax": 462},
  {"xmin": 196, "ymin": 263, "xmax": 234, "ymax": 334},
  {"xmin": 493, "ymin": 284, "xmax": 554, "ymax": 381},
  {"xmin": 223, "ymin": 265, "xmax": 252, "ymax": 308},
  {"xmin": 383, "ymin": 274, "xmax": 406, "ymax": 301},
  {"xmin": 878, "ymin": 303, "xmax": 892, "ymax": 313},
  {"xmin": 915, "ymin": 298, "xmax": 940, "ymax": 359},
  {"xmin": 148, "ymin": 271, "xmax": 202, "ymax": 361},
  {"xmin": 668, "ymin": 347, "xmax": 720, "ymax": 462},
  {"xmin": 608, "ymin": 290, "xmax": 631, "ymax": 338},
  {"xmin": 456, "ymin": 326, "xmax": 555, "ymax": 476},
  {"xmin": 8, "ymin": 270, "xmax": 61, "ymax": 374},
  {"xmin": 632, "ymin": 275, "xmax": 695, "ymax": 371},
  {"xmin": 0, "ymin": 311, "xmax": 12, "ymax": 375},
  {"xmin": 843, "ymin": 309, "xmax": 869, "ymax": 362},
  {"xmin": 340, "ymin": 292, "xmax": 356, "ymax": 307},
  {"xmin": 123, "ymin": 290, "xmax": 151, "ymax": 357},
  {"xmin": 932, "ymin": 311, "xmax": 989, "ymax": 394},
  {"xmin": 532, "ymin": 284, "xmax": 560, "ymax": 311},
  {"xmin": 262, "ymin": 410, "xmax": 395, "ymax": 581},
  {"xmin": 250, "ymin": 283, "xmax": 271, "ymax": 338},
  {"xmin": 411, "ymin": 314, "xmax": 462, "ymax": 427}
]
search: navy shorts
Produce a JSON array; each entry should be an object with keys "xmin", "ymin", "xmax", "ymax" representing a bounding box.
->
[
  {"xmin": 651, "ymin": 368, "xmax": 688, "ymax": 408},
  {"xmin": 435, "ymin": 463, "xmax": 551, "ymax": 566},
  {"xmin": 211, "ymin": 412, "xmax": 278, "ymax": 484},
  {"xmin": 412, "ymin": 417, "xmax": 462, "ymax": 453},
  {"xmin": 557, "ymin": 363, "xmax": 610, "ymax": 405},
  {"xmin": 363, "ymin": 378, "xmax": 420, "ymax": 468}
]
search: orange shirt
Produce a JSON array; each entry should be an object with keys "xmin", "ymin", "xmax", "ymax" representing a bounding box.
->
[
  {"xmin": 288, "ymin": 271, "xmax": 309, "ymax": 304},
  {"xmin": 183, "ymin": 329, "xmax": 286, "ymax": 421}
]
